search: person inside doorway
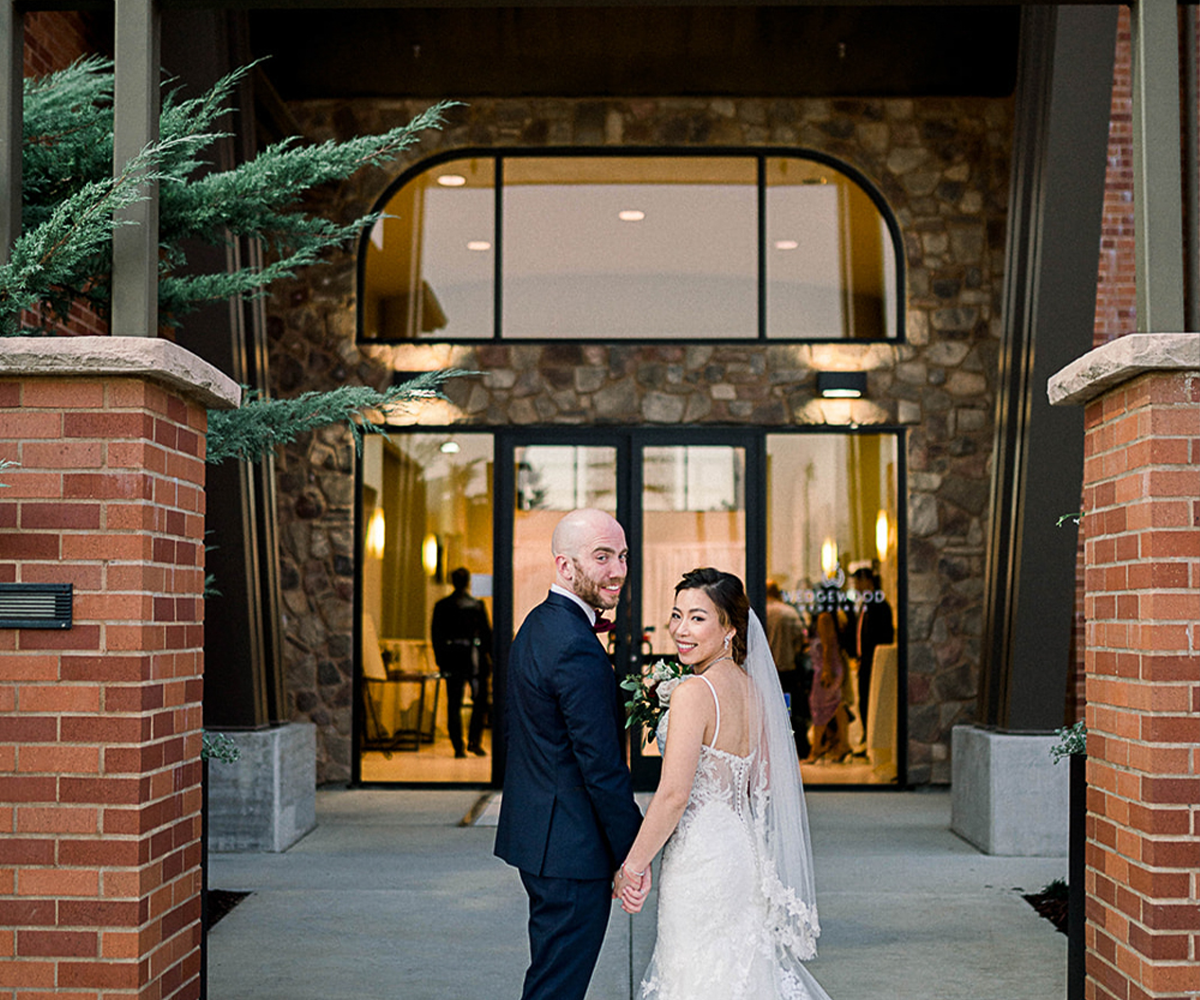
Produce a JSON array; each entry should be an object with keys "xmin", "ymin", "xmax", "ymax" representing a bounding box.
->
[
  {"xmin": 804, "ymin": 580, "xmax": 852, "ymax": 765},
  {"xmin": 850, "ymin": 563, "xmax": 894, "ymax": 733},
  {"xmin": 431, "ymin": 567, "xmax": 492, "ymax": 758},
  {"xmin": 765, "ymin": 579, "xmax": 809, "ymax": 758}
]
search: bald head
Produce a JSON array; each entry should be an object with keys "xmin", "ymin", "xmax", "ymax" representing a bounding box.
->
[
  {"xmin": 552, "ymin": 509, "xmax": 628, "ymax": 611},
  {"xmin": 552, "ymin": 508, "xmax": 620, "ymax": 559}
]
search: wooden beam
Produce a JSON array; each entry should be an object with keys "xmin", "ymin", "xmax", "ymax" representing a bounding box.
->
[
  {"xmin": 1132, "ymin": 0, "xmax": 1186, "ymax": 332},
  {"xmin": 1, "ymin": 1, "xmax": 21, "ymax": 268},
  {"xmin": 112, "ymin": 0, "xmax": 161, "ymax": 337}
]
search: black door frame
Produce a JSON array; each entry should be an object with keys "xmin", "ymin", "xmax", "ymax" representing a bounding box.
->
[
  {"xmin": 493, "ymin": 426, "xmax": 763, "ymax": 791},
  {"xmin": 493, "ymin": 425, "xmax": 906, "ymax": 792}
]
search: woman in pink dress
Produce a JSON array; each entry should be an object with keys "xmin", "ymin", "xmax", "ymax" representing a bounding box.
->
[{"xmin": 805, "ymin": 584, "xmax": 850, "ymax": 764}]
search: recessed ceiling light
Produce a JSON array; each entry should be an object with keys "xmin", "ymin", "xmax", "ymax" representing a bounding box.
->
[
  {"xmin": 466, "ymin": 241, "xmax": 492, "ymax": 251},
  {"xmin": 437, "ymin": 174, "xmax": 467, "ymax": 187},
  {"xmin": 774, "ymin": 240, "xmax": 799, "ymax": 251},
  {"xmin": 618, "ymin": 210, "xmax": 646, "ymax": 222}
]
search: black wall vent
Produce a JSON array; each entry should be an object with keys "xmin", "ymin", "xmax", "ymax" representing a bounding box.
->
[{"xmin": 0, "ymin": 583, "xmax": 73, "ymax": 629}]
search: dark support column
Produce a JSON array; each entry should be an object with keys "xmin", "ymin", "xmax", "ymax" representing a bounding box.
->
[
  {"xmin": 162, "ymin": 9, "xmax": 284, "ymax": 729},
  {"xmin": 980, "ymin": 6, "xmax": 1118, "ymax": 730},
  {"xmin": 1, "ymin": 1, "xmax": 21, "ymax": 267},
  {"xmin": 1185, "ymin": 6, "xmax": 1199, "ymax": 331},
  {"xmin": 112, "ymin": 0, "xmax": 161, "ymax": 337},
  {"xmin": 1131, "ymin": 0, "xmax": 1185, "ymax": 332}
]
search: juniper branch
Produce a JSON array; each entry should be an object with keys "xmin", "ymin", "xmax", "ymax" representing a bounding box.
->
[{"xmin": 205, "ymin": 370, "xmax": 469, "ymax": 465}]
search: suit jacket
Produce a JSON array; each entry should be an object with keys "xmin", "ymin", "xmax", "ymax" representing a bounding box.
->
[
  {"xmin": 430, "ymin": 591, "xmax": 492, "ymax": 674},
  {"xmin": 494, "ymin": 591, "xmax": 642, "ymax": 880},
  {"xmin": 856, "ymin": 597, "xmax": 895, "ymax": 672}
]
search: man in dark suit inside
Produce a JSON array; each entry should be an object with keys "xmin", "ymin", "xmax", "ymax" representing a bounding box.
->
[
  {"xmin": 431, "ymin": 566, "xmax": 492, "ymax": 758},
  {"xmin": 851, "ymin": 563, "xmax": 895, "ymax": 731},
  {"xmin": 494, "ymin": 508, "xmax": 645, "ymax": 1000}
]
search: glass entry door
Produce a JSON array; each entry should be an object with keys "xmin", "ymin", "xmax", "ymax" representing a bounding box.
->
[{"xmin": 495, "ymin": 431, "xmax": 752, "ymax": 791}]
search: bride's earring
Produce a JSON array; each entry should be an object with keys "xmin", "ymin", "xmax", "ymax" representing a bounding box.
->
[{"xmin": 723, "ymin": 634, "xmax": 732, "ymax": 651}]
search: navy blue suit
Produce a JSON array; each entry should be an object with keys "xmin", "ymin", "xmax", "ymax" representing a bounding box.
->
[{"xmin": 495, "ymin": 591, "xmax": 642, "ymax": 1000}]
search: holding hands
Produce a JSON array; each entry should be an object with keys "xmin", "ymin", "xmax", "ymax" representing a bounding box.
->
[{"xmin": 613, "ymin": 861, "xmax": 651, "ymax": 913}]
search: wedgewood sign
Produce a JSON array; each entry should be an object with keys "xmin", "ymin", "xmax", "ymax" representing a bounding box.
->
[{"xmin": 782, "ymin": 587, "xmax": 887, "ymax": 613}]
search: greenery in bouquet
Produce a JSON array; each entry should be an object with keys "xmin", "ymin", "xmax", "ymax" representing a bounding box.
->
[{"xmin": 621, "ymin": 658, "xmax": 692, "ymax": 746}]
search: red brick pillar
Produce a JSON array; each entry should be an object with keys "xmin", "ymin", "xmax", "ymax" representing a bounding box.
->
[
  {"xmin": 0, "ymin": 338, "xmax": 238, "ymax": 1000},
  {"xmin": 1050, "ymin": 334, "xmax": 1200, "ymax": 1000}
]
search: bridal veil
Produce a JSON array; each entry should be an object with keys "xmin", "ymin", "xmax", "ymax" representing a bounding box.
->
[{"xmin": 745, "ymin": 609, "xmax": 822, "ymax": 964}]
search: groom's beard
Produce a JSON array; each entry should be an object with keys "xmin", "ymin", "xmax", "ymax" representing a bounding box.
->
[{"xmin": 570, "ymin": 558, "xmax": 623, "ymax": 611}]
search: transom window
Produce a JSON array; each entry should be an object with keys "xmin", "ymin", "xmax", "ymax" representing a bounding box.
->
[{"xmin": 359, "ymin": 151, "xmax": 901, "ymax": 343}]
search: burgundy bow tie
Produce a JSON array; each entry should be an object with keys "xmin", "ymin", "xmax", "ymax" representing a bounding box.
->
[{"xmin": 592, "ymin": 615, "xmax": 614, "ymax": 634}]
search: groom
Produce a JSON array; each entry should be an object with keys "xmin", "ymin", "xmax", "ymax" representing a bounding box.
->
[{"xmin": 495, "ymin": 508, "xmax": 646, "ymax": 1000}]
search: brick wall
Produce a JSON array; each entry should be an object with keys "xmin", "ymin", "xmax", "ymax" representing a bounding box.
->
[
  {"xmin": 1080, "ymin": 368, "xmax": 1200, "ymax": 1000},
  {"xmin": 1094, "ymin": 7, "xmax": 1135, "ymax": 349},
  {"xmin": 22, "ymin": 11, "xmax": 108, "ymax": 78},
  {"xmin": 0, "ymin": 371, "xmax": 209, "ymax": 1000},
  {"xmin": 21, "ymin": 11, "xmax": 112, "ymax": 339}
]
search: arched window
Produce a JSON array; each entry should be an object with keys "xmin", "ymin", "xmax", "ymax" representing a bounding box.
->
[{"xmin": 359, "ymin": 151, "xmax": 902, "ymax": 343}]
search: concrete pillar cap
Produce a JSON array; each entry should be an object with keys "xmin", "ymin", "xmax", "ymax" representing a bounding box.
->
[
  {"xmin": 1047, "ymin": 332, "xmax": 1200, "ymax": 407},
  {"xmin": 0, "ymin": 336, "xmax": 241, "ymax": 409}
]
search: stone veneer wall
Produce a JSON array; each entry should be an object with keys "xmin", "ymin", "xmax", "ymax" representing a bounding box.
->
[{"xmin": 266, "ymin": 94, "xmax": 1014, "ymax": 785}]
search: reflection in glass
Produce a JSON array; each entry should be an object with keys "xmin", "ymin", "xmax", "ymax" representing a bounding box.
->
[
  {"xmin": 359, "ymin": 433, "xmax": 495, "ymax": 781},
  {"xmin": 766, "ymin": 433, "xmax": 899, "ymax": 784},
  {"xmin": 512, "ymin": 446, "xmax": 618, "ymax": 634},
  {"xmin": 765, "ymin": 158, "xmax": 896, "ymax": 339},
  {"xmin": 641, "ymin": 446, "xmax": 746, "ymax": 659},
  {"xmin": 503, "ymin": 157, "xmax": 758, "ymax": 339},
  {"xmin": 637, "ymin": 445, "xmax": 746, "ymax": 757},
  {"xmin": 361, "ymin": 158, "xmax": 494, "ymax": 340}
]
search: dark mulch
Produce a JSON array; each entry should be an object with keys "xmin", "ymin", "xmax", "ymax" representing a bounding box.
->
[
  {"xmin": 1024, "ymin": 889, "xmax": 1068, "ymax": 935},
  {"xmin": 206, "ymin": 889, "xmax": 251, "ymax": 930}
]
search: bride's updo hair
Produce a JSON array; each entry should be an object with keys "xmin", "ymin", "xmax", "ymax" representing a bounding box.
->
[{"xmin": 674, "ymin": 568, "xmax": 750, "ymax": 664}]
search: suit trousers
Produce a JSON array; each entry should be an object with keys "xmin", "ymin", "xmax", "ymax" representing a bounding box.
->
[
  {"xmin": 443, "ymin": 662, "xmax": 483, "ymax": 753},
  {"xmin": 519, "ymin": 870, "xmax": 612, "ymax": 1000}
]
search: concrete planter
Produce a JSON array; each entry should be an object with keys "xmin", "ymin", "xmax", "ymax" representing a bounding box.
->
[
  {"xmin": 950, "ymin": 723, "xmax": 1069, "ymax": 856},
  {"xmin": 206, "ymin": 723, "xmax": 317, "ymax": 853}
]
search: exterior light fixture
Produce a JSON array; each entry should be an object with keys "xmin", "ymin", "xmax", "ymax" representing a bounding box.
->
[
  {"xmin": 437, "ymin": 174, "xmax": 467, "ymax": 187},
  {"xmin": 466, "ymin": 241, "xmax": 491, "ymax": 251},
  {"xmin": 774, "ymin": 240, "xmax": 799, "ymax": 251},
  {"xmin": 440, "ymin": 440, "xmax": 460, "ymax": 454},
  {"xmin": 0, "ymin": 583, "xmax": 72, "ymax": 629},
  {"xmin": 618, "ymin": 209, "xmax": 646, "ymax": 222},
  {"xmin": 816, "ymin": 371, "xmax": 868, "ymax": 399}
]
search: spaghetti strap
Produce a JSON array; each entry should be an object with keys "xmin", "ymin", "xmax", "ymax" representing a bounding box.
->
[{"xmin": 696, "ymin": 673, "xmax": 720, "ymax": 746}]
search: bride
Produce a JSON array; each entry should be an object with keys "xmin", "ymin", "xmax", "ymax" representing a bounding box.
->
[{"xmin": 613, "ymin": 568, "xmax": 833, "ymax": 1000}]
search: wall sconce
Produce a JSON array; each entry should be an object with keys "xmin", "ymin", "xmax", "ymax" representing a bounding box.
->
[
  {"xmin": 875, "ymin": 509, "xmax": 890, "ymax": 563},
  {"xmin": 817, "ymin": 371, "xmax": 867, "ymax": 399},
  {"xmin": 366, "ymin": 508, "xmax": 386, "ymax": 558},
  {"xmin": 820, "ymin": 539, "xmax": 839, "ymax": 579},
  {"xmin": 422, "ymin": 533, "xmax": 440, "ymax": 578}
]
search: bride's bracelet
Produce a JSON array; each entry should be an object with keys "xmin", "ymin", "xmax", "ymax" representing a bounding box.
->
[{"xmin": 621, "ymin": 862, "xmax": 645, "ymax": 879}]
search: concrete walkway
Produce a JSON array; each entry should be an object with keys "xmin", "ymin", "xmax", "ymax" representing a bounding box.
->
[{"xmin": 207, "ymin": 788, "xmax": 1067, "ymax": 1000}]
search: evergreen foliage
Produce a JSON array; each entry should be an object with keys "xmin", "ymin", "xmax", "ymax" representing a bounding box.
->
[
  {"xmin": 4, "ymin": 57, "xmax": 456, "ymax": 332},
  {"xmin": 205, "ymin": 371, "xmax": 465, "ymax": 465}
]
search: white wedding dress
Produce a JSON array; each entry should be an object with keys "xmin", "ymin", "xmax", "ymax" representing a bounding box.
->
[{"xmin": 640, "ymin": 675, "xmax": 833, "ymax": 1000}]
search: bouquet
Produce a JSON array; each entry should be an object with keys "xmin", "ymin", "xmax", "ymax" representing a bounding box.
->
[{"xmin": 621, "ymin": 658, "xmax": 692, "ymax": 746}]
